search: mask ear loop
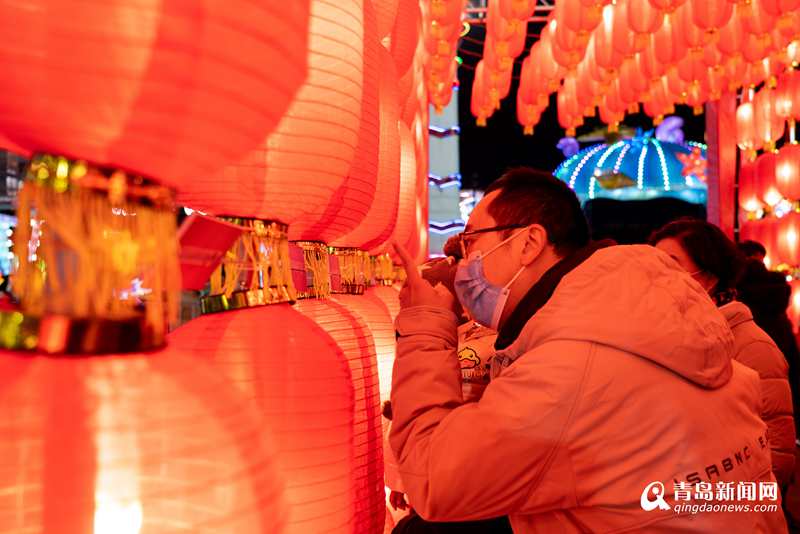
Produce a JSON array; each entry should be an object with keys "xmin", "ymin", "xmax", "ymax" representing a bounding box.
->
[{"xmin": 482, "ymin": 227, "xmax": 530, "ymax": 258}]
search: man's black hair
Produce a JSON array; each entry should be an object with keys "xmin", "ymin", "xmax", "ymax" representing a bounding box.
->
[
  {"xmin": 484, "ymin": 167, "xmax": 590, "ymax": 256},
  {"xmin": 649, "ymin": 218, "xmax": 745, "ymax": 294},
  {"xmin": 738, "ymin": 239, "xmax": 767, "ymax": 260}
]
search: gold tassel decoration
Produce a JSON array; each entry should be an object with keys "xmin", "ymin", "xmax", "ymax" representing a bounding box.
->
[
  {"xmin": 372, "ymin": 253, "xmax": 395, "ymax": 285},
  {"xmin": 330, "ymin": 247, "xmax": 368, "ymax": 295},
  {"xmin": 293, "ymin": 241, "xmax": 331, "ymax": 299},
  {"xmin": 12, "ymin": 154, "xmax": 179, "ymax": 351},
  {"xmin": 202, "ymin": 219, "xmax": 296, "ymax": 314}
]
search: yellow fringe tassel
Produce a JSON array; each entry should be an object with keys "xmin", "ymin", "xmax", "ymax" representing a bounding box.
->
[
  {"xmin": 13, "ymin": 155, "xmax": 179, "ymax": 341},
  {"xmin": 331, "ymin": 247, "xmax": 370, "ymax": 295},
  {"xmin": 294, "ymin": 241, "xmax": 331, "ymax": 299},
  {"xmin": 208, "ymin": 219, "xmax": 296, "ymax": 307}
]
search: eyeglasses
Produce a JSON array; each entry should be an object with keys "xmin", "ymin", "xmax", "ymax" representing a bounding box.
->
[{"xmin": 458, "ymin": 223, "xmax": 528, "ymax": 258}]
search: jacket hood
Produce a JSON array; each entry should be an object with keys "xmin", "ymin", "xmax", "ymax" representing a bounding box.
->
[{"xmin": 498, "ymin": 245, "xmax": 734, "ymax": 388}]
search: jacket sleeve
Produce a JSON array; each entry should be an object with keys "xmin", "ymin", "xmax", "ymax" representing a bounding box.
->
[
  {"xmin": 389, "ymin": 305, "xmax": 586, "ymax": 521},
  {"xmin": 738, "ymin": 339, "xmax": 797, "ymax": 487}
]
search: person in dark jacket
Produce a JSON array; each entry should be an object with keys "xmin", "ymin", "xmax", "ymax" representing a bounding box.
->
[{"xmin": 738, "ymin": 255, "xmax": 800, "ymax": 439}]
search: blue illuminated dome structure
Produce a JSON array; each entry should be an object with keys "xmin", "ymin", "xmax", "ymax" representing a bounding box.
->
[{"xmin": 554, "ymin": 131, "xmax": 708, "ymax": 205}]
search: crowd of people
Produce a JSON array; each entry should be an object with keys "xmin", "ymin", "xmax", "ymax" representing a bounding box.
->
[{"xmin": 384, "ymin": 167, "xmax": 800, "ymax": 533}]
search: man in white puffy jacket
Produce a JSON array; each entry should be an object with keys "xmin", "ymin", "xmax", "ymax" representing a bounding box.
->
[{"xmin": 390, "ymin": 168, "xmax": 787, "ymax": 533}]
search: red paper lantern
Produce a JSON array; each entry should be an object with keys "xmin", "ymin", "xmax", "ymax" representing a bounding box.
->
[
  {"xmin": 390, "ymin": 0, "xmax": 422, "ymax": 77},
  {"xmin": 388, "ymin": 123, "xmax": 418, "ymax": 253},
  {"xmin": 775, "ymin": 69, "xmax": 797, "ymax": 121},
  {"xmin": 638, "ymin": 38, "xmax": 667, "ymax": 81},
  {"xmin": 628, "ymin": 0, "xmax": 664, "ymax": 36},
  {"xmin": 777, "ymin": 212, "xmax": 800, "ymax": 265},
  {"xmin": 716, "ymin": 6, "xmax": 746, "ymax": 58},
  {"xmin": 649, "ymin": 0, "xmax": 687, "ymax": 12},
  {"xmin": 756, "ymin": 150, "xmax": 780, "ymax": 204},
  {"xmin": 689, "ymin": 0, "xmax": 732, "ymax": 34},
  {"xmin": 742, "ymin": 31, "xmax": 774, "ymax": 64},
  {"xmin": 760, "ymin": 0, "xmax": 800, "ymax": 16},
  {"xmin": 557, "ymin": 0, "xmax": 603, "ymax": 34},
  {"xmin": 744, "ymin": 0, "xmax": 778, "ymax": 39},
  {"xmin": 654, "ymin": 13, "xmax": 687, "ymax": 65},
  {"xmin": 738, "ymin": 159, "xmax": 761, "ymax": 211},
  {"xmin": 754, "ymin": 87, "xmax": 786, "ymax": 149},
  {"xmin": 371, "ymin": 286, "xmax": 401, "ymax": 323},
  {"xmin": 335, "ymin": 291, "xmax": 397, "ymax": 404},
  {"xmin": 533, "ymin": 36, "xmax": 567, "ymax": 88},
  {"xmin": 499, "ymin": 0, "xmax": 537, "ymax": 20},
  {"xmin": 611, "ymin": 0, "xmax": 639, "ymax": 57},
  {"xmin": 0, "ymin": 1, "xmax": 310, "ymax": 188},
  {"xmin": 674, "ymin": 3, "xmax": 709, "ymax": 53},
  {"xmin": 336, "ymin": 46, "xmax": 401, "ymax": 251},
  {"xmin": 178, "ymin": 0, "xmax": 365, "ymax": 242},
  {"xmin": 298, "ymin": 0, "xmax": 380, "ymax": 242},
  {"xmin": 594, "ymin": 5, "xmax": 625, "ymax": 72},
  {"xmin": 294, "ymin": 299, "xmax": 384, "ymax": 534},
  {"xmin": 0, "ymin": 348, "xmax": 287, "ymax": 533},
  {"xmin": 558, "ymin": 77, "xmax": 582, "ymax": 135},
  {"xmin": 776, "ymin": 143, "xmax": 800, "ymax": 199},
  {"xmin": 375, "ymin": 0, "xmax": 400, "ymax": 38},
  {"xmin": 169, "ymin": 306, "xmax": 358, "ymax": 533}
]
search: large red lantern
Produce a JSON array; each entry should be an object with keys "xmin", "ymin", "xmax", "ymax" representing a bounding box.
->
[
  {"xmin": 776, "ymin": 143, "xmax": 800, "ymax": 199},
  {"xmin": 0, "ymin": 1, "xmax": 310, "ymax": 188},
  {"xmin": 169, "ymin": 306, "xmax": 358, "ymax": 533},
  {"xmin": 298, "ymin": 0, "xmax": 380, "ymax": 243},
  {"xmin": 390, "ymin": 0, "xmax": 422, "ymax": 77},
  {"xmin": 0, "ymin": 348, "xmax": 289, "ymax": 534},
  {"xmin": 649, "ymin": 0, "xmax": 687, "ymax": 11},
  {"xmin": 294, "ymin": 299, "xmax": 384, "ymax": 534},
  {"xmin": 336, "ymin": 46, "xmax": 401, "ymax": 251},
  {"xmin": 334, "ymin": 292, "xmax": 397, "ymax": 404},
  {"xmin": 178, "ymin": 0, "xmax": 365, "ymax": 243},
  {"xmin": 387, "ymin": 124, "xmax": 418, "ymax": 253},
  {"xmin": 370, "ymin": 286, "xmax": 401, "ymax": 323},
  {"xmin": 375, "ymin": 0, "xmax": 400, "ymax": 38}
]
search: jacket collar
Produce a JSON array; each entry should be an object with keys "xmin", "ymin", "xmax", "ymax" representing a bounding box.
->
[{"xmin": 494, "ymin": 240, "xmax": 615, "ymax": 351}]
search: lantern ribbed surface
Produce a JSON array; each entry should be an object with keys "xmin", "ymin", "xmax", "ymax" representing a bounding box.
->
[
  {"xmin": 0, "ymin": 348, "xmax": 287, "ymax": 534},
  {"xmin": 169, "ymin": 306, "xmax": 356, "ymax": 534},
  {"xmin": 0, "ymin": 0, "xmax": 310, "ymax": 185}
]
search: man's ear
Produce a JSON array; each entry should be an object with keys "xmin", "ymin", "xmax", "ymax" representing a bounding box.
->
[{"xmin": 520, "ymin": 224, "xmax": 546, "ymax": 266}]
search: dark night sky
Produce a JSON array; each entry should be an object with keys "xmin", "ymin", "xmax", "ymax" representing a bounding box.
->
[{"xmin": 456, "ymin": 22, "xmax": 708, "ymax": 190}]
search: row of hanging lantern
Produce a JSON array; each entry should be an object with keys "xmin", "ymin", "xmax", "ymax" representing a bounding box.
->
[
  {"xmin": 471, "ymin": 0, "xmax": 537, "ymax": 125},
  {"xmin": 509, "ymin": 0, "xmax": 800, "ymax": 135},
  {"xmin": 737, "ymin": 58, "xmax": 800, "ymax": 324},
  {"xmin": 0, "ymin": 0, "xmax": 424, "ymax": 533},
  {"xmin": 423, "ymin": 0, "xmax": 465, "ymax": 111}
]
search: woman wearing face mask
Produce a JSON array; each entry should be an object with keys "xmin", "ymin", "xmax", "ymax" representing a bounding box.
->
[{"xmin": 650, "ymin": 218, "xmax": 796, "ymax": 491}]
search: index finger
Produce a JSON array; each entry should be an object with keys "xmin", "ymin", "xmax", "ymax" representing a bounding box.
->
[{"xmin": 392, "ymin": 241, "xmax": 422, "ymax": 283}]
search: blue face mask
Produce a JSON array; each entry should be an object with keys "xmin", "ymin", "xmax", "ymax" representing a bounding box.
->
[{"xmin": 454, "ymin": 229, "xmax": 528, "ymax": 330}]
